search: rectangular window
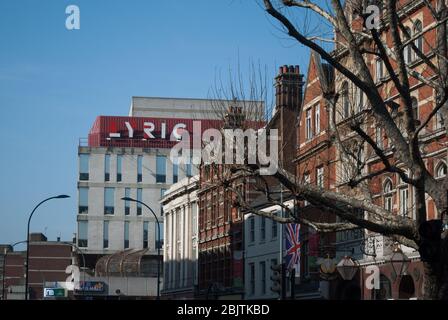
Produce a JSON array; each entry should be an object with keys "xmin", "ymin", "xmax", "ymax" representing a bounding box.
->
[
  {"xmin": 399, "ymin": 188, "xmax": 409, "ymax": 217},
  {"xmin": 271, "ymin": 213, "xmax": 278, "ymax": 239},
  {"xmin": 260, "ymin": 261, "xmax": 266, "ymax": 295},
  {"xmin": 260, "ymin": 217, "xmax": 266, "ymax": 241},
  {"xmin": 125, "ymin": 188, "xmax": 130, "ymax": 215},
  {"xmin": 124, "ymin": 221, "xmax": 130, "ymax": 249},
  {"xmin": 137, "ymin": 155, "xmax": 143, "ymax": 182},
  {"xmin": 306, "ymin": 108, "xmax": 312, "ymax": 140},
  {"xmin": 173, "ymin": 161, "xmax": 178, "ymax": 184},
  {"xmin": 315, "ymin": 105, "xmax": 320, "ymax": 134},
  {"xmin": 156, "ymin": 155, "xmax": 167, "ymax": 183},
  {"xmin": 317, "ymin": 167, "xmax": 324, "ymax": 188},
  {"xmin": 249, "ymin": 263, "xmax": 255, "ymax": 295},
  {"xmin": 117, "ymin": 155, "xmax": 122, "ymax": 182},
  {"xmin": 104, "ymin": 154, "xmax": 110, "ymax": 181},
  {"xmin": 249, "ymin": 217, "xmax": 255, "ymax": 243},
  {"xmin": 103, "ymin": 221, "xmax": 109, "ymax": 248},
  {"xmin": 376, "ymin": 58, "xmax": 383, "ymax": 81},
  {"xmin": 143, "ymin": 221, "xmax": 149, "ymax": 249},
  {"xmin": 104, "ymin": 188, "xmax": 115, "ymax": 215},
  {"xmin": 79, "ymin": 154, "xmax": 89, "ymax": 181},
  {"xmin": 376, "ymin": 126, "xmax": 383, "ymax": 149},
  {"xmin": 78, "ymin": 221, "xmax": 88, "ymax": 248},
  {"xmin": 78, "ymin": 187, "xmax": 88, "ymax": 214},
  {"xmin": 137, "ymin": 188, "xmax": 143, "ymax": 216}
]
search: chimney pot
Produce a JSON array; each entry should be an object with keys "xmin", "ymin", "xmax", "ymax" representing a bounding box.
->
[
  {"xmin": 289, "ymin": 65, "xmax": 294, "ymax": 73},
  {"xmin": 295, "ymin": 65, "xmax": 300, "ymax": 73},
  {"xmin": 283, "ymin": 65, "xmax": 288, "ymax": 73}
]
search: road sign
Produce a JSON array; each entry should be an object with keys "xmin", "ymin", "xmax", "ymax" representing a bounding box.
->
[{"xmin": 43, "ymin": 288, "xmax": 66, "ymax": 298}]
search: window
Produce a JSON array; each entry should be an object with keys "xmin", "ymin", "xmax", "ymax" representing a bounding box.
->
[
  {"xmin": 124, "ymin": 188, "xmax": 130, "ymax": 215},
  {"xmin": 78, "ymin": 221, "xmax": 88, "ymax": 248},
  {"xmin": 249, "ymin": 217, "xmax": 255, "ymax": 243},
  {"xmin": 117, "ymin": 155, "xmax": 122, "ymax": 182},
  {"xmin": 104, "ymin": 154, "xmax": 110, "ymax": 181},
  {"xmin": 376, "ymin": 58, "xmax": 383, "ymax": 81},
  {"xmin": 404, "ymin": 27, "xmax": 412, "ymax": 64},
  {"xmin": 374, "ymin": 275, "xmax": 392, "ymax": 300},
  {"xmin": 137, "ymin": 188, "xmax": 143, "ymax": 215},
  {"xmin": 306, "ymin": 108, "xmax": 312, "ymax": 140},
  {"xmin": 260, "ymin": 261, "xmax": 266, "ymax": 295},
  {"xmin": 78, "ymin": 187, "xmax": 88, "ymax": 214},
  {"xmin": 156, "ymin": 155, "xmax": 167, "ymax": 183},
  {"xmin": 124, "ymin": 221, "xmax": 130, "ymax": 249},
  {"xmin": 414, "ymin": 20, "xmax": 423, "ymax": 60},
  {"xmin": 104, "ymin": 188, "xmax": 115, "ymax": 215},
  {"xmin": 342, "ymin": 81, "xmax": 350, "ymax": 118},
  {"xmin": 317, "ymin": 167, "xmax": 324, "ymax": 188},
  {"xmin": 260, "ymin": 217, "xmax": 266, "ymax": 241},
  {"xmin": 356, "ymin": 86, "xmax": 364, "ymax": 112},
  {"xmin": 79, "ymin": 154, "xmax": 89, "ymax": 181},
  {"xmin": 249, "ymin": 263, "xmax": 255, "ymax": 295},
  {"xmin": 411, "ymin": 97, "xmax": 419, "ymax": 121},
  {"xmin": 173, "ymin": 161, "xmax": 178, "ymax": 184},
  {"xmin": 143, "ymin": 221, "xmax": 149, "ymax": 249},
  {"xmin": 384, "ymin": 179, "xmax": 393, "ymax": 211},
  {"xmin": 315, "ymin": 104, "xmax": 320, "ymax": 134},
  {"xmin": 137, "ymin": 155, "xmax": 143, "ymax": 182},
  {"xmin": 399, "ymin": 187, "xmax": 409, "ymax": 217},
  {"xmin": 376, "ymin": 126, "xmax": 383, "ymax": 149},
  {"xmin": 271, "ymin": 213, "xmax": 278, "ymax": 239},
  {"xmin": 435, "ymin": 110, "xmax": 444, "ymax": 129},
  {"xmin": 103, "ymin": 221, "xmax": 109, "ymax": 248},
  {"xmin": 304, "ymin": 173, "xmax": 311, "ymax": 206},
  {"xmin": 436, "ymin": 162, "xmax": 447, "ymax": 179}
]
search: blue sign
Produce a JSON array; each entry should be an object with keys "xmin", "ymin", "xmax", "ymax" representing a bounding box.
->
[{"xmin": 76, "ymin": 281, "xmax": 105, "ymax": 293}]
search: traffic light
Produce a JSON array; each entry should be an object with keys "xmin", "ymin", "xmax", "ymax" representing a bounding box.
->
[
  {"xmin": 270, "ymin": 263, "xmax": 286, "ymax": 299},
  {"xmin": 418, "ymin": 219, "xmax": 443, "ymax": 263}
]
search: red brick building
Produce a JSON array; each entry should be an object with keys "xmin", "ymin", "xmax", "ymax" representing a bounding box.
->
[
  {"xmin": 3, "ymin": 233, "xmax": 74, "ymax": 300},
  {"xmin": 294, "ymin": 0, "xmax": 447, "ymax": 299}
]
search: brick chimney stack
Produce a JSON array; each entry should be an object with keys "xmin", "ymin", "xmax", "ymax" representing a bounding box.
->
[
  {"xmin": 271, "ymin": 65, "xmax": 304, "ymax": 174},
  {"xmin": 275, "ymin": 65, "xmax": 304, "ymax": 111}
]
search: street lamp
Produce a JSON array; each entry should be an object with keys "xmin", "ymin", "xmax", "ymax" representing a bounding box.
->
[
  {"xmin": 121, "ymin": 197, "xmax": 161, "ymax": 300},
  {"xmin": 336, "ymin": 256, "xmax": 358, "ymax": 281},
  {"xmin": 390, "ymin": 243, "xmax": 410, "ymax": 279},
  {"xmin": 2, "ymin": 240, "xmax": 27, "ymax": 300},
  {"xmin": 25, "ymin": 195, "xmax": 70, "ymax": 300}
]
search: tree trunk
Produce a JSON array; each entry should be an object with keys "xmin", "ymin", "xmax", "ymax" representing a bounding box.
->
[{"xmin": 422, "ymin": 236, "xmax": 448, "ymax": 299}]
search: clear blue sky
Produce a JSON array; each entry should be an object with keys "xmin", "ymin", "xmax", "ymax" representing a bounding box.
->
[{"xmin": 0, "ymin": 0, "xmax": 312, "ymax": 246}]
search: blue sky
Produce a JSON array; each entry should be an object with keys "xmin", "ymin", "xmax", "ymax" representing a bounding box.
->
[{"xmin": 0, "ymin": 0, "xmax": 313, "ymax": 246}]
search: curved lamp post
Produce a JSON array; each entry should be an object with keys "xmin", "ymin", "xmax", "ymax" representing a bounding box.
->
[
  {"xmin": 2, "ymin": 240, "xmax": 27, "ymax": 300},
  {"xmin": 121, "ymin": 197, "xmax": 161, "ymax": 300},
  {"xmin": 25, "ymin": 195, "xmax": 70, "ymax": 300},
  {"xmin": 336, "ymin": 256, "xmax": 359, "ymax": 281}
]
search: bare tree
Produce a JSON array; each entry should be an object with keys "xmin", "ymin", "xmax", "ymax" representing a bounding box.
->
[{"xmin": 216, "ymin": 0, "xmax": 448, "ymax": 299}]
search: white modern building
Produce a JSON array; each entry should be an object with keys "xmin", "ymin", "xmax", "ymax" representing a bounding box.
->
[
  {"xmin": 244, "ymin": 207, "xmax": 283, "ymax": 300},
  {"xmin": 160, "ymin": 176, "xmax": 199, "ymax": 299},
  {"xmin": 76, "ymin": 97, "xmax": 223, "ymax": 270}
]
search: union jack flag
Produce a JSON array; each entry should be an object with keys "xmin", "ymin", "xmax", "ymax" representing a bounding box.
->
[{"xmin": 284, "ymin": 224, "xmax": 301, "ymax": 272}]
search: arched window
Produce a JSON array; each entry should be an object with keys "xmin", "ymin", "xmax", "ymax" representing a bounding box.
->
[
  {"xmin": 435, "ymin": 162, "xmax": 447, "ymax": 179},
  {"xmin": 404, "ymin": 27, "xmax": 412, "ymax": 64},
  {"xmin": 384, "ymin": 179, "xmax": 393, "ymax": 211},
  {"xmin": 414, "ymin": 20, "xmax": 423, "ymax": 60},
  {"xmin": 411, "ymin": 97, "xmax": 418, "ymax": 120}
]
